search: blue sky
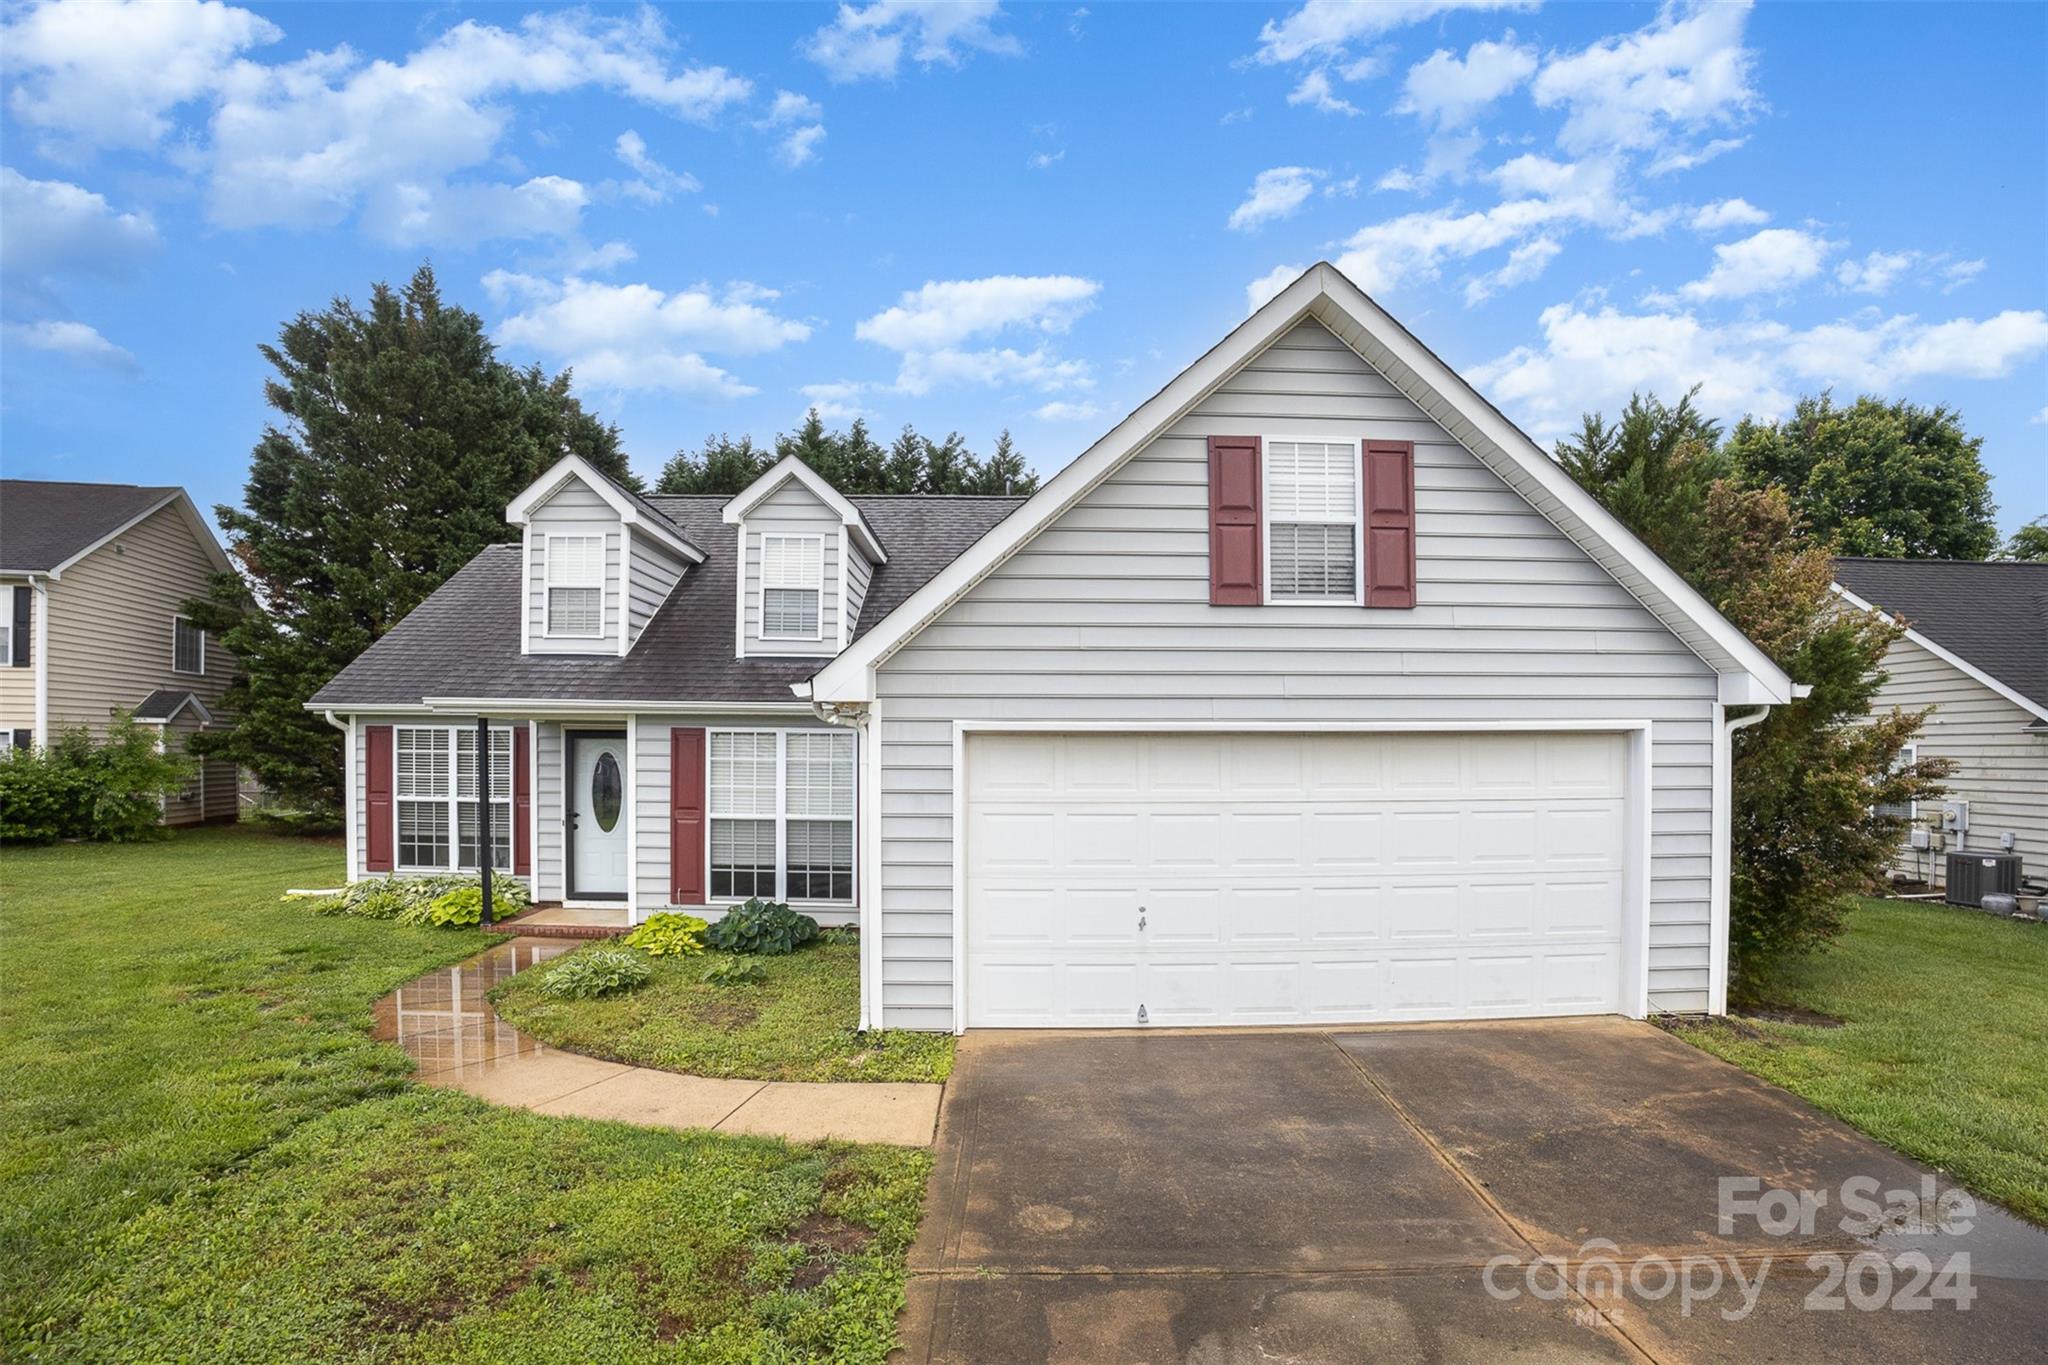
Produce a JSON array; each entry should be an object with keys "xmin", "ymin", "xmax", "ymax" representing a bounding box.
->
[{"xmin": 4, "ymin": 0, "xmax": 2044, "ymax": 537}]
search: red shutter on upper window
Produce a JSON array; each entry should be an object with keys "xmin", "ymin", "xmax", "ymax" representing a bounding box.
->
[
  {"xmin": 364, "ymin": 725, "xmax": 394, "ymax": 872},
  {"xmin": 512, "ymin": 726, "xmax": 532, "ymax": 876},
  {"xmin": 1208, "ymin": 436, "xmax": 1263, "ymax": 606},
  {"xmin": 670, "ymin": 727, "xmax": 707, "ymax": 905},
  {"xmin": 1363, "ymin": 440, "xmax": 1417, "ymax": 609}
]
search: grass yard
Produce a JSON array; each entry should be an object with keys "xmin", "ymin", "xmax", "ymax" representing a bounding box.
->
[
  {"xmin": 0, "ymin": 827, "xmax": 928, "ymax": 1362},
  {"xmin": 1674, "ymin": 896, "xmax": 2048, "ymax": 1226},
  {"xmin": 493, "ymin": 940, "xmax": 955, "ymax": 1085}
]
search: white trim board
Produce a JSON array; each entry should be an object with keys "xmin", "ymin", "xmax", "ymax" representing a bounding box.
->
[
  {"xmin": 721, "ymin": 454, "xmax": 888, "ymax": 563},
  {"xmin": 507, "ymin": 454, "xmax": 704, "ymax": 564},
  {"xmin": 804, "ymin": 262, "xmax": 1791, "ymax": 707},
  {"xmin": 1831, "ymin": 581, "xmax": 2048, "ymax": 725},
  {"xmin": 945, "ymin": 718, "xmax": 1658, "ymax": 1035}
]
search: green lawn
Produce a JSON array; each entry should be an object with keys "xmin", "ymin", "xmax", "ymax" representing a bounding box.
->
[
  {"xmin": 493, "ymin": 941, "xmax": 954, "ymax": 1085},
  {"xmin": 1674, "ymin": 897, "xmax": 2048, "ymax": 1226},
  {"xmin": 0, "ymin": 828, "xmax": 928, "ymax": 1361}
]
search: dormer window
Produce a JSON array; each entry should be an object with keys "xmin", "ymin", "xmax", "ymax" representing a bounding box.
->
[
  {"xmin": 760, "ymin": 534, "xmax": 823, "ymax": 640},
  {"xmin": 545, "ymin": 535, "xmax": 604, "ymax": 637}
]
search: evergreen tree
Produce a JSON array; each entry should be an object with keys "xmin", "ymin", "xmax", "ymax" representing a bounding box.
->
[
  {"xmin": 1552, "ymin": 390, "xmax": 1725, "ymax": 575},
  {"xmin": 776, "ymin": 408, "xmax": 847, "ymax": 487},
  {"xmin": 841, "ymin": 418, "xmax": 889, "ymax": 492},
  {"xmin": 882, "ymin": 425, "xmax": 928, "ymax": 492},
  {"xmin": 1726, "ymin": 394, "xmax": 1999, "ymax": 560},
  {"xmin": 185, "ymin": 265, "xmax": 629, "ymax": 812},
  {"xmin": 964, "ymin": 428, "xmax": 1037, "ymax": 495},
  {"xmin": 655, "ymin": 434, "xmax": 773, "ymax": 493},
  {"xmin": 922, "ymin": 431, "xmax": 976, "ymax": 494}
]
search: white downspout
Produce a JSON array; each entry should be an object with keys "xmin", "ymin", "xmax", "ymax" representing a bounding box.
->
[
  {"xmin": 814, "ymin": 696, "xmax": 876, "ymax": 1033},
  {"xmin": 1710, "ymin": 702, "xmax": 1778, "ymax": 1014},
  {"xmin": 31, "ymin": 574, "xmax": 49, "ymax": 745},
  {"xmin": 323, "ymin": 710, "xmax": 357, "ymax": 882}
]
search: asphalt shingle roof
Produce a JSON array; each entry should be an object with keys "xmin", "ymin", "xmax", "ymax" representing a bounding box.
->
[
  {"xmin": 132, "ymin": 689, "xmax": 206, "ymax": 722},
  {"xmin": 309, "ymin": 494, "xmax": 1025, "ymax": 707},
  {"xmin": 0, "ymin": 479, "xmax": 181, "ymax": 573},
  {"xmin": 1834, "ymin": 557, "xmax": 2048, "ymax": 712}
]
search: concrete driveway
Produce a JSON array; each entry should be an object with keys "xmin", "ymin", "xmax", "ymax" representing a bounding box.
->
[{"xmin": 899, "ymin": 1018, "xmax": 2047, "ymax": 1363}]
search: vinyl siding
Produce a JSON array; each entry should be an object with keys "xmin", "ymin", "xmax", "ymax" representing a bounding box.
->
[
  {"xmin": 742, "ymin": 481, "xmax": 841, "ymax": 657},
  {"xmin": 160, "ymin": 708, "xmax": 207, "ymax": 826},
  {"xmin": 1870, "ymin": 635, "xmax": 2048, "ymax": 885},
  {"xmin": 526, "ymin": 477, "xmax": 622, "ymax": 655},
  {"xmin": 872, "ymin": 318, "xmax": 1721, "ymax": 1029},
  {"xmin": 625, "ymin": 529, "xmax": 687, "ymax": 650},
  {"xmin": 347, "ymin": 714, "xmax": 536, "ymax": 889},
  {"xmin": 535, "ymin": 721, "xmax": 565, "ymax": 900},
  {"xmin": 0, "ymin": 578, "xmax": 33, "ymax": 733},
  {"xmin": 40, "ymin": 503, "xmax": 235, "ymax": 733},
  {"xmin": 843, "ymin": 543, "xmax": 873, "ymax": 644}
]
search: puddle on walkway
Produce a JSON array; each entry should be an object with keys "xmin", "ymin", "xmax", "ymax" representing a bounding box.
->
[{"xmin": 372, "ymin": 936, "xmax": 575, "ymax": 1080}]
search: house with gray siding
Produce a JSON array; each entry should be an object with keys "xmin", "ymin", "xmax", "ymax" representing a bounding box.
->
[
  {"xmin": 0, "ymin": 479, "xmax": 240, "ymax": 824},
  {"xmin": 1833, "ymin": 558, "xmax": 2048, "ymax": 891},
  {"xmin": 310, "ymin": 263, "xmax": 1795, "ymax": 1032}
]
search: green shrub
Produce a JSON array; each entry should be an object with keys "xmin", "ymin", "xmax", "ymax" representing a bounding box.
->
[
  {"xmin": 424, "ymin": 887, "xmax": 485, "ymax": 926},
  {"xmin": 703, "ymin": 898, "xmax": 819, "ymax": 956},
  {"xmin": 538, "ymin": 947, "xmax": 651, "ymax": 1000},
  {"xmin": 622, "ymin": 912, "xmax": 708, "ymax": 957},
  {"xmin": 701, "ymin": 955, "xmax": 767, "ymax": 987},
  {"xmin": 0, "ymin": 717, "xmax": 195, "ymax": 844}
]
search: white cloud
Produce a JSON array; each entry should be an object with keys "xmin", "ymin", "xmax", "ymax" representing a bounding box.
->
[
  {"xmin": 757, "ymin": 90, "xmax": 826, "ymax": 168},
  {"xmin": 1689, "ymin": 197, "xmax": 1768, "ymax": 232},
  {"xmin": 764, "ymin": 90, "xmax": 824, "ymax": 124},
  {"xmin": 1676, "ymin": 226, "xmax": 1833, "ymax": 301},
  {"xmin": 195, "ymin": 10, "xmax": 748, "ymax": 242},
  {"xmin": 779, "ymin": 124, "xmax": 828, "ymax": 168},
  {"xmin": 854, "ymin": 273, "xmax": 1100, "ymax": 395},
  {"xmin": 1229, "ymin": 166, "xmax": 1323, "ymax": 232},
  {"xmin": 1, "ymin": 0, "xmax": 278, "ymax": 152},
  {"xmin": 1943, "ymin": 258, "xmax": 1986, "ymax": 290},
  {"xmin": 2032, "ymin": 404, "xmax": 2048, "ymax": 426},
  {"xmin": 488, "ymin": 274, "xmax": 811, "ymax": 396},
  {"xmin": 2, "ymin": 319, "xmax": 138, "ymax": 371},
  {"xmin": 1470, "ymin": 300, "xmax": 2048, "ymax": 442},
  {"xmin": 615, "ymin": 130, "xmax": 700, "ymax": 204},
  {"xmin": 1286, "ymin": 69, "xmax": 1359, "ymax": 116},
  {"xmin": 1253, "ymin": 0, "xmax": 1534, "ymax": 66},
  {"xmin": 1646, "ymin": 135, "xmax": 1746, "ymax": 176},
  {"xmin": 360, "ymin": 176, "xmax": 588, "ymax": 247},
  {"xmin": 1532, "ymin": 2, "xmax": 1757, "ymax": 157},
  {"xmin": 1029, "ymin": 149, "xmax": 1065, "ymax": 169},
  {"xmin": 800, "ymin": 381, "xmax": 869, "ymax": 421},
  {"xmin": 1247, "ymin": 262, "xmax": 1307, "ymax": 312},
  {"xmin": 1463, "ymin": 237, "xmax": 1560, "ymax": 304},
  {"xmin": 1396, "ymin": 38, "xmax": 1536, "ymax": 128},
  {"xmin": 0, "ymin": 167, "xmax": 159, "ymax": 290},
  {"xmin": 1033, "ymin": 399, "xmax": 1102, "ymax": 421},
  {"xmin": 1835, "ymin": 249, "xmax": 1917, "ymax": 295},
  {"xmin": 803, "ymin": 1, "xmax": 1020, "ymax": 82}
]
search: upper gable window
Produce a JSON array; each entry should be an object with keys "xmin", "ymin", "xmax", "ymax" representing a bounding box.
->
[
  {"xmin": 760, "ymin": 534, "xmax": 823, "ymax": 639},
  {"xmin": 1265, "ymin": 440, "xmax": 1359, "ymax": 603},
  {"xmin": 172, "ymin": 615, "xmax": 205, "ymax": 675},
  {"xmin": 545, "ymin": 535, "xmax": 604, "ymax": 637}
]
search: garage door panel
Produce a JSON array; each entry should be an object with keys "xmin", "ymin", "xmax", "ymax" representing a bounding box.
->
[{"xmin": 965, "ymin": 732, "xmax": 1632, "ymax": 1028}]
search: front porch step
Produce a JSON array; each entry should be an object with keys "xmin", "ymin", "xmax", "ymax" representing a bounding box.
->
[{"xmin": 491, "ymin": 905, "xmax": 632, "ymax": 939}]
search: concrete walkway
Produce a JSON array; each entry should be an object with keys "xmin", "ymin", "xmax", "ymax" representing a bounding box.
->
[{"xmin": 371, "ymin": 937, "xmax": 942, "ymax": 1146}]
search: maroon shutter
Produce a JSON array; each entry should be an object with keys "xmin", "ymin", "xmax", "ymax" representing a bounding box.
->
[
  {"xmin": 1208, "ymin": 436, "xmax": 1262, "ymax": 606},
  {"xmin": 364, "ymin": 725, "xmax": 394, "ymax": 872},
  {"xmin": 512, "ymin": 726, "xmax": 532, "ymax": 876},
  {"xmin": 670, "ymin": 727, "xmax": 707, "ymax": 904},
  {"xmin": 1363, "ymin": 440, "xmax": 1417, "ymax": 609}
]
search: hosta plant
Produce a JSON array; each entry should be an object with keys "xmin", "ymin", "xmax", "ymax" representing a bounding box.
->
[
  {"xmin": 702, "ymin": 899, "xmax": 819, "ymax": 956},
  {"xmin": 622, "ymin": 912, "xmax": 709, "ymax": 957},
  {"xmin": 537, "ymin": 947, "xmax": 652, "ymax": 1000},
  {"xmin": 700, "ymin": 956, "xmax": 767, "ymax": 988}
]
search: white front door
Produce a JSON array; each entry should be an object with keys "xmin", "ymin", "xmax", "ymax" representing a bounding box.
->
[
  {"xmin": 568, "ymin": 732, "xmax": 629, "ymax": 899},
  {"xmin": 963, "ymin": 731, "xmax": 1633, "ymax": 1028}
]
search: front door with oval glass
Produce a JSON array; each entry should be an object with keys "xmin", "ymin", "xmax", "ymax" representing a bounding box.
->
[{"xmin": 568, "ymin": 731, "xmax": 629, "ymax": 900}]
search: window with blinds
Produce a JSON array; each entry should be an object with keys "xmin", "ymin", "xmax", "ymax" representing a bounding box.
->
[
  {"xmin": 708, "ymin": 729, "xmax": 855, "ymax": 901},
  {"xmin": 760, "ymin": 534, "xmax": 823, "ymax": 638},
  {"xmin": 1265, "ymin": 440, "xmax": 1359, "ymax": 602},
  {"xmin": 395, "ymin": 726, "xmax": 512, "ymax": 870},
  {"xmin": 545, "ymin": 535, "xmax": 605, "ymax": 637}
]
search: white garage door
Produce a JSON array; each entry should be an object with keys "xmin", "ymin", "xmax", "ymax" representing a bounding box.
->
[{"xmin": 964, "ymin": 731, "xmax": 1634, "ymax": 1028}]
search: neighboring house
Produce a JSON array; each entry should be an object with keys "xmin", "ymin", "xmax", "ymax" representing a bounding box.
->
[
  {"xmin": 0, "ymin": 480, "xmax": 240, "ymax": 825},
  {"xmin": 1833, "ymin": 558, "xmax": 2048, "ymax": 889},
  {"xmin": 311, "ymin": 263, "xmax": 1794, "ymax": 1033}
]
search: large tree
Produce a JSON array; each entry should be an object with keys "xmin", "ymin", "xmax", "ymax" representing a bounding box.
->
[
  {"xmin": 1561, "ymin": 395, "xmax": 1946, "ymax": 990},
  {"xmin": 2005, "ymin": 516, "xmax": 2048, "ymax": 562},
  {"xmin": 656, "ymin": 412, "xmax": 1042, "ymax": 496},
  {"xmin": 187, "ymin": 265, "xmax": 631, "ymax": 812},
  {"xmin": 1726, "ymin": 393, "xmax": 1999, "ymax": 559}
]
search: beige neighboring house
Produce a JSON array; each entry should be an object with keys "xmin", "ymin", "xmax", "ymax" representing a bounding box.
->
[
  {"xmin": 0, "ymin": 479, "xmax": 240, "ymax": 825},
  {"xmin": 1833, "ymin": 557, "xmax": 2048, "ymax": 892}
]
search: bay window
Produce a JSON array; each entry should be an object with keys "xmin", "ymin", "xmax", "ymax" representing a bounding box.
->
[
  {"xmin": 709, "ymin": 729, "xmax": 854, "ymax": 901},
  {"xmin": 1265, "ymin": 440, "xmax": 1359, "ymax": 602},
  {"xmin": 395, "ymin": 725, "xmax": 513, "ymax": 871}
]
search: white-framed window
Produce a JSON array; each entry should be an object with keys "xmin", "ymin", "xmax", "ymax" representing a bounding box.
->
[
  {"xmin": 0, "ymin": 731, "xmax": 13, "ymax": 755},
  {"xmin": 395, "ymin": 725, "xmax": 513, "ymax": 871},
  {"xmin": 172, "ymin": 615, "xmax": 205, "ymax": 675},
  {"xmin": 545, "ymin": 535, "xmax": 605, "ymax": 637},
  {"xmin": 1873, "ymin": 741, "xmax": 1918, "ymax": 822},
  {"xmin": 0, "ymin": 616, "xmax": 11, "ymax": 666},
  {"xmin": 759, "ymin": 534, "xmax": 824, "ymax": 640},
  {"xmin": 708, "ymin": 728, "xmax": 855, "ymax": 902},
  {"xmin": 1264, "ymin": 439, "xmax": 1360, "ymax": 603}
]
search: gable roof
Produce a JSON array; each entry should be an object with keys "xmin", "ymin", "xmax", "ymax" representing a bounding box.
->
[
  {"xmin": 723, "ymin": 455, "xmax": 889, "ymax": 562},
  {"xmin": 0, "ymin": 480, "xmax": 231, "ymax": 577},
  {"xmin": 132, "ymin": 689, "xmax": 212, "ymax": 724},
  {"xmin": 1833, "ymin": 558, "xmax": 2048, "ymax": 722},
  {"xmin": 804, "ymin": 262, "xmax": 1796, "ymax": 705},
  {"xmin": 506, "ymin": 455, "xmax": 705, "ymax": 563},
  {"xmin": 307, "ymin": 494, "xmax": 1021, "ymax": 710}
]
